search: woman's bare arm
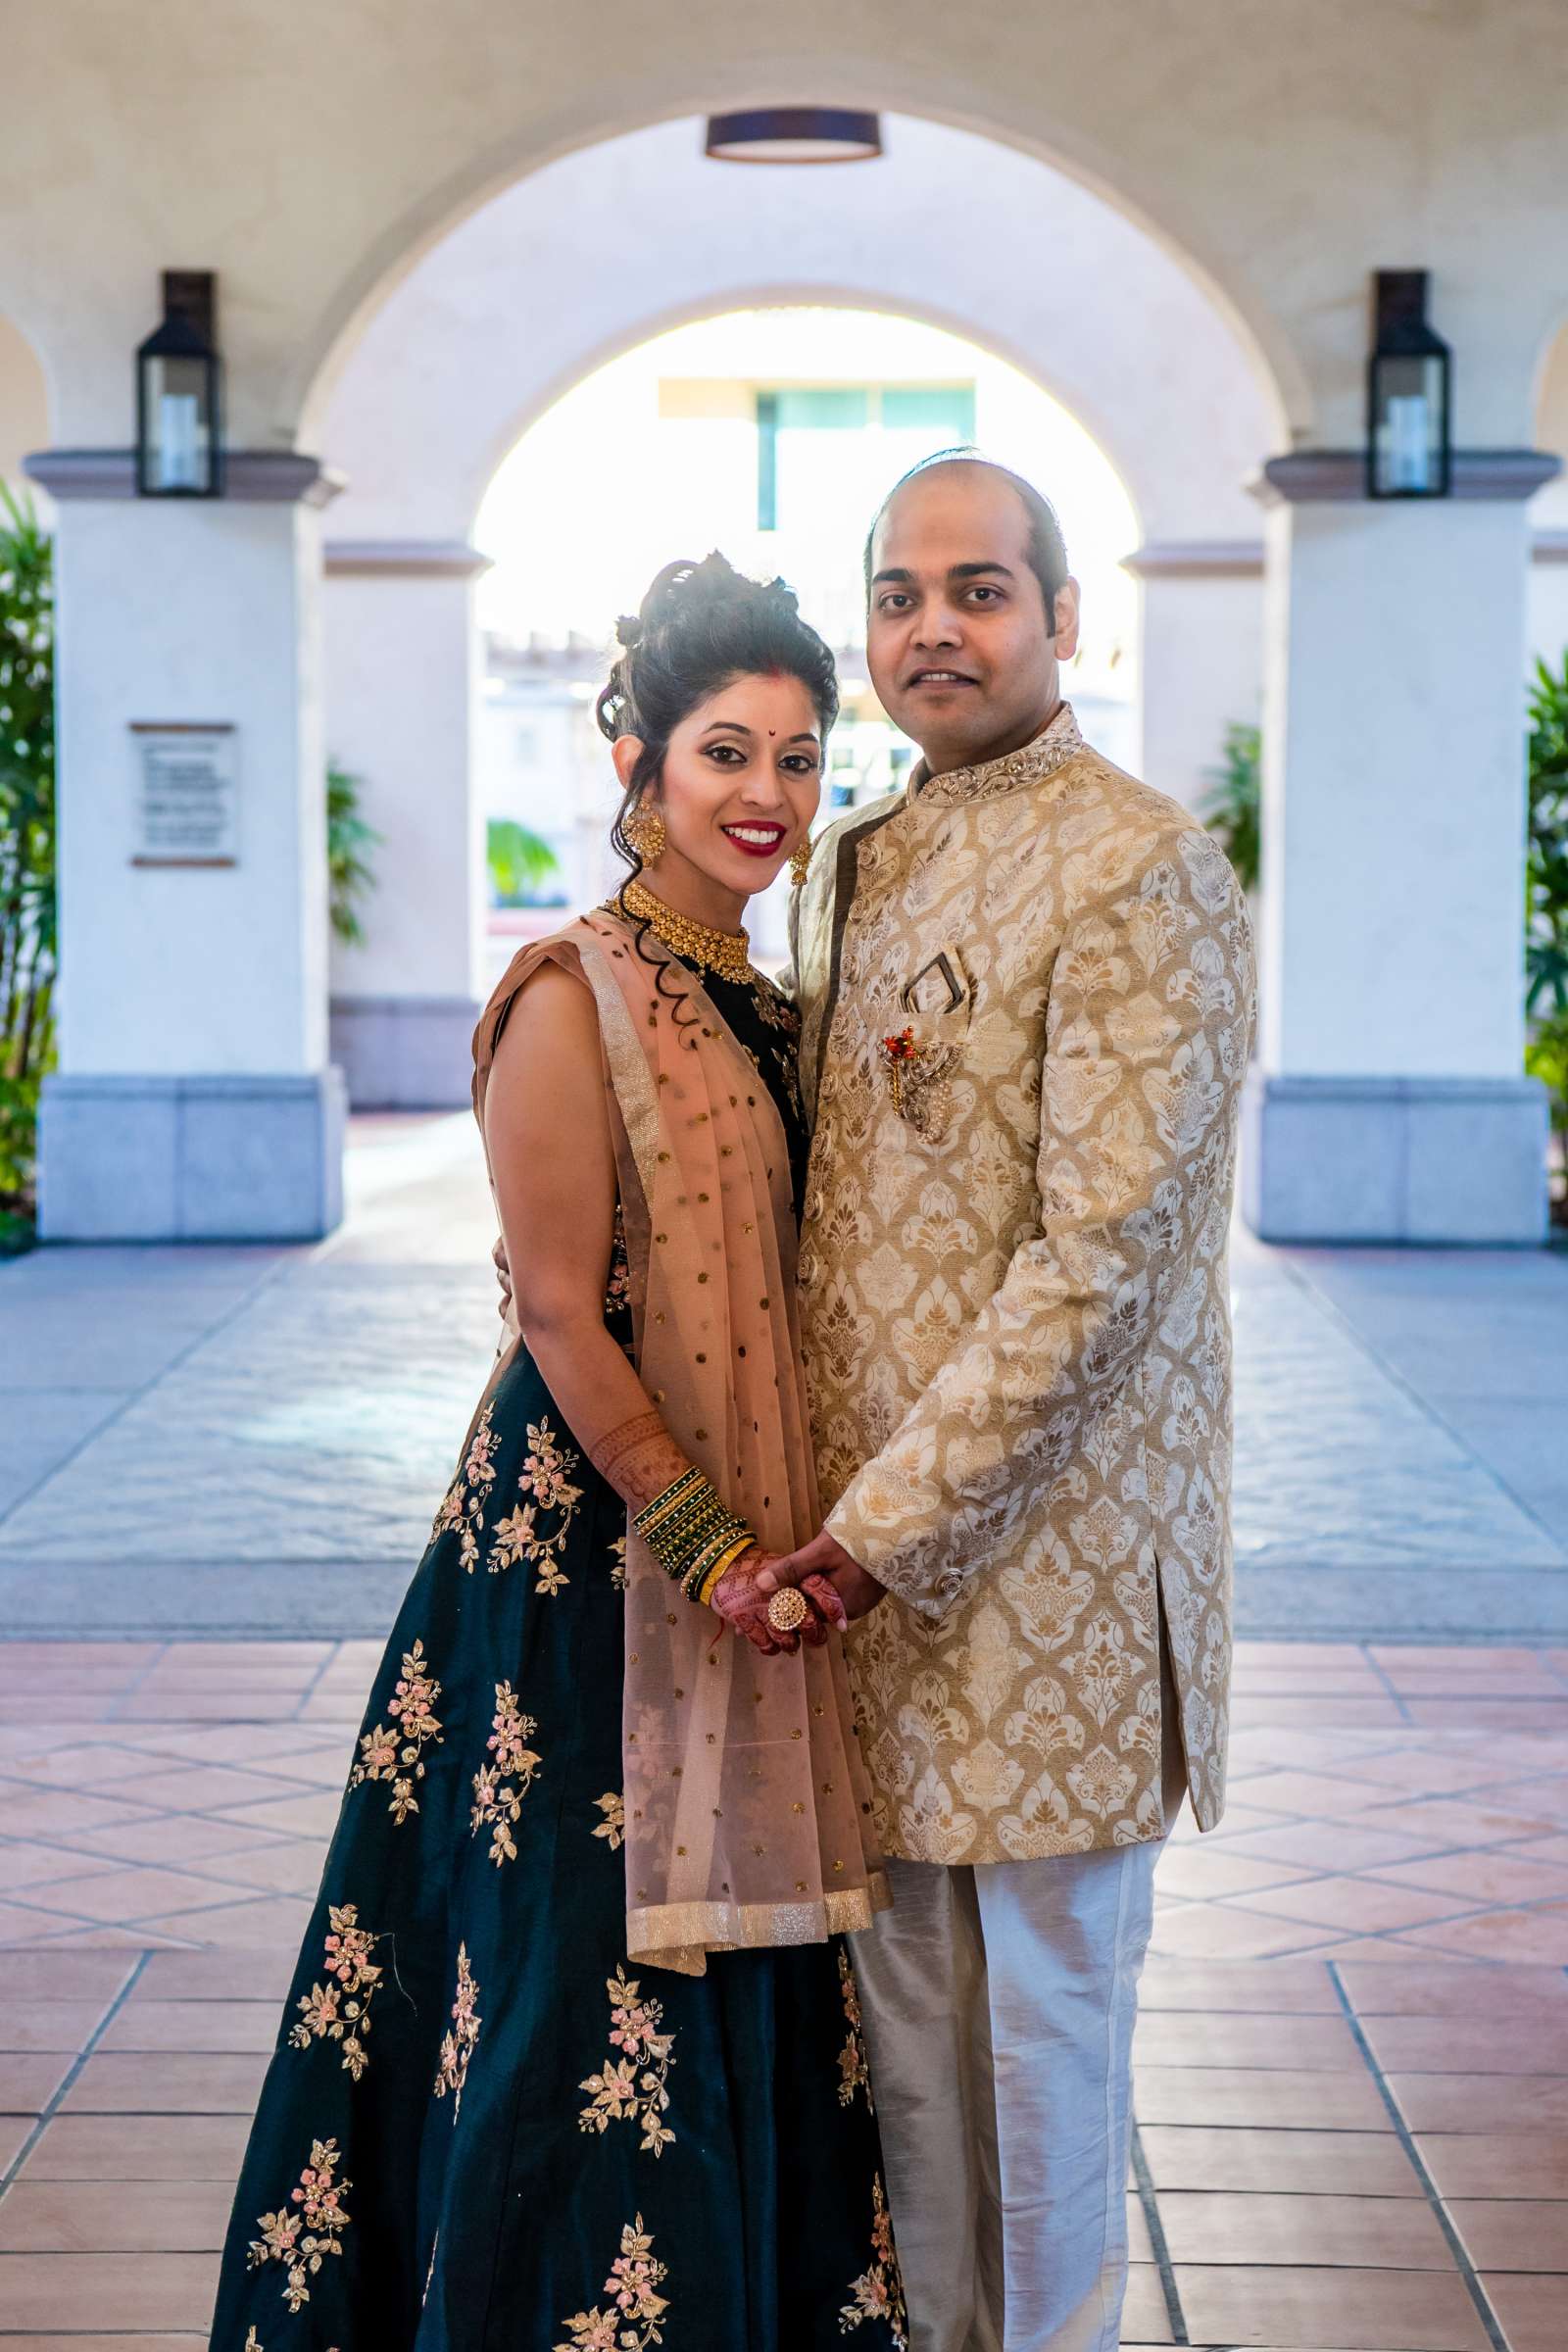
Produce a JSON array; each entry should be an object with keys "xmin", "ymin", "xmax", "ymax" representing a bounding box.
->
[{"xmin": 483, "ymin": 964, "xmax": 835, "ymax": 1649}]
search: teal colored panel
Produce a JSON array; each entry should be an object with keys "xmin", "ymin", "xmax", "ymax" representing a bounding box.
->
[
  {"xmin": 881, "ymin": 386, "xmax": 976, "ymax": 439},
  {"xmin": 774, "ymin": 387, "xmax": 869, "ymax": 430}
]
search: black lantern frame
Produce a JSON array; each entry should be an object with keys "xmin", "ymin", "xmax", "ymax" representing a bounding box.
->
[
  {"xmin": 704, "ymin": 108, "xmax": 882, "ymax": 164},
  {"xmin": 136, "ymin": 270, "xmax": 223, "ymax": 498},
  {"xmin": 1366, "ymin": 270, "xmax": 1451, "ymax": 501}
]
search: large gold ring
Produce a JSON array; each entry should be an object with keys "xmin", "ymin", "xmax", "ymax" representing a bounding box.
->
[{"xmin": 766, "ymin": 1587, "xmax": 808, "ymax": 1636}]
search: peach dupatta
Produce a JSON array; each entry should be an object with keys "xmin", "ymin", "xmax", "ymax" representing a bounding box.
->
[{"xmin": 472, "ymin": 910, "xmax": 889, "ymax": 1976}]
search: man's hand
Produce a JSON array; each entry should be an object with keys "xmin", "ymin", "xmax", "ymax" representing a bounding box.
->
[
  {"xmin": 754, "ymin": 1531, "xmax": 887, "ymax": 1624},
  {"xmin": 709, "ymin": 1547, "xmax": 843, "ymax": 1655},
  {"xmin": 491, "ymin": 1234, "xmax": 514, "ymax": 1322}
]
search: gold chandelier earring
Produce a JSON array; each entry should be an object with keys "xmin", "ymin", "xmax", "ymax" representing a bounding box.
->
[
  {"xmin": 625, "ymin": 797, "xmax": 666, "ymax": 866},
  {"xmin": 789, "ymin": 833, "xmax": 813, "ymax": 888}
]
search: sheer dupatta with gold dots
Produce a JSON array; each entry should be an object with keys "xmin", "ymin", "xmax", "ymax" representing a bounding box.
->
[{"xmin": 472, "ymin": 910, "xmax": 889, "ymax": 1976}]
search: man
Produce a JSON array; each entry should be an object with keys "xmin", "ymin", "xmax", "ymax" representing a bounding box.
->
[{"xmin": 757, "ymin": 453, "xmax": 1255, "ymax": 2351}]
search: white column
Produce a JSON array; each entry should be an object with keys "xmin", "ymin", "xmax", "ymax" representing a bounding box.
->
[
  {"xmin": 1245, "ymin": 450, "xmax": 1558, "ymax": 1245},
  {"xmin": 1122, "ymin": 543, "xmax": 1263, "ymax": 813},
  {"xmin": 28, "ymin": 450, "xmax": 344, "ymax": 1241},
  {"xmin": 322, "ymin": 542, "xmax": 487, "ymax": 1108}
]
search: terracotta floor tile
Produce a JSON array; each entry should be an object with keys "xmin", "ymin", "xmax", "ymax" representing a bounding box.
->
[
  {"xmin": 0, "ymin": 2334, "xmax": 209, "ymax": 2348},
  {"xmin": 0, "ymin": 1843, "xmax": 120, "ymax": 1896},
  {"xmin": 16, "ymin": 2110, "xmax": 250, "ymax": 2180},
  {"xmin": 73, "ymin": 1764, "xmax": 315, "ymax": 1815},
  {"xmin": 0, "ymin": 2177, "xmax": 236, "ymax": 2252},
  {"xmin": 1360, "ymin": 1797, "xmax": 1566, "ymax": 1845},
  {"xmin": 1445, "ymin": 2200, "xmax": 1568, "ymax": 2274},
  {"xmin": 133, "ymin": 1948, "xmax": 296, "ymax": 2002},
  {"xmin": 1218, "ymin": 1820, "xmax": 1452, "ymax": 1873},
  {"xmin": 1138, "ymin": 2125, "xmax": 1420, "ymax": 2196},
  {"xmin": 1189, "ymin": 1801, "xmax": 1307, "ymax": 1843},
  {"xmin": 1149, "ymin": 1907, "xmax": 1341, "ymax": 1961},
  {"xmin": 0, "ymin": 2250, "xmax": 219, "ymax": 2329},
  {"xmin": 50, "ymin": 1815, "xmax": 296, "ymax": 1869},
  {"xmin": 1133, "ymin": 2011, "xmax": 1363, "ymax": 2073},
  {"xmin": 1476, "ymin": 1776, "xmax": 1568, "ymax": 1821},
  {"xmin": 1224, "ymin": 1771, "xmax": 1403, "ymax": 1817},
  {"xmin": 1134, "ymin": 2064, "xmax": 1389, "ymax": 2131},
  {"xmin": 176, "ymin": 1841, "xmax": 324, "ymax": 1899},
  {"xmin": 1153, "ymin": 1847, "xmax": 1315, "ymax": 1902},
  {"xmin": 3, "ymin": 1925, "xmax": 203, "ymax": 1952},
  {"xmin": 1417, "ymin": 2134, "xmax": 1568, "ymax": 2200},
  {"xmin": 1, "ymin": 1744, "xmax": 188, "ymax": 1793},
  {"xmin": 1231, "ymin": 1696, "xmax": 1410, "ymax": 1729},
  {"xmin": 1158, "ymin": 2189, "xmax": 1453, "ymax": 2269},
  {"xmin": 1337, "ymin": 1961, "xmax": 1568, "ymax": 2015},
  {"xmin": 1389, "ymin": 2073, "xmax": 1568, "ymax": 2132},
  {"xmin": 1361, "ymin": 2013, "xmax": 1565, "ymax": 2076},
  {"xmin": 1481, "ymin": 2271, "xmax": 1568, "ymax": 2352},
  {"xmin": 1229, "ymin": 1878, "xmax": 1475, "ymax": 1935},
  {"xmin": 0, "ymin": 1787, "xmax": 159, "ymax": 1840},
  {"xmin": 0, "ymin": 2052, "xmax": 72, "ymax": 2114},
  {"xmin": 1398, "ymin": 1905, "xmax": 1568, "ymax": 1966},
  {"xmin": 1367, "ymin": 1645, "xmax": 1559, "ymax": 1677},
  {"xmin": 0, "ymin": 2000, "xmax": 112, "ymax": 2053},
  {"xmin": 1333, "ymin": 1746, "xmax": 1545, "ymax": 1797},
  {"xmin": 133, "ymin": 1893, "xmax": 314, "ymax": 1947},
  {"xmin": 1370, "ymin": 1850, "xmax": 1568, "ymax": 1908},
  {"xmin": 12, "ymin": 1867, "xmax": 259, "ymax": 1927},
  {"xmin": 0, "ymin": 1952, "xmax": 134, "ymax": 2003},
  {"xmin": 1138, "ymin": 1959, "xmax": 1341, "ymax": 2014},
  {"xmin": 59, "ymin": 2050, "xmax": 268, "ymax": 2113},
  {"xmin": 1512, "ymin": 1833, "xmax": 1568, "ymax": 1869},
  {"xmin": 1402, "ymin": 1702, "xmax": 1568, "ymax": 1734},
  {"xmin": 1126, "ymin": 2189, "xmax": 1153, "ymax": 2266},
  {"xmin": 1173, "ymin": 2264, "xmax": 1489, "ymax": 2350},
  {"xmin": 0, "ymin": 2113, "xmax": 31, "ymax": 2169},
  {"xmin": 98, "ymin": 1999, "xmax": 280, "ymax": 2054},
  {"xmin": 211, "ymin": 1790, "xmax": 343, "ymax": 1838}
]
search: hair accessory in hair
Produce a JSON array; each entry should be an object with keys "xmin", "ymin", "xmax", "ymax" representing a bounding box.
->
[{"xmin": 614, "ymin": 612, "xmax": 645, "ymax": 652}]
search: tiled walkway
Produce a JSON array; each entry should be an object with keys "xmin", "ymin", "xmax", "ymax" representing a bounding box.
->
[{"xmin": 0, "ymin": 1638, "xmax": 1564, "ymax": 2348}]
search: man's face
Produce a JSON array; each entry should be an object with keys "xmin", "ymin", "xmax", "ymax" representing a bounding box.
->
[{"xmin": 865, "ymin": 464, "xmax": 1079, "ymax": 776}]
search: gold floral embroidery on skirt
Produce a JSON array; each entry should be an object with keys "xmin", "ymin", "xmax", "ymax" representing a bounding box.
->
[
  {"xmin": 592, "ymin": 1789, "xmax": 625, "ymax": 1851},
  {"xmin": 469, "ymin": 1680, "xmax": 542, "ymax": 1865},
  {"xmin": 835, "ymin": 1943, "xmax": 873, "ymax": 2112},
  {"xmin": 349, "ymin": 1638, "xmax": 444, "ymax": 1824},
  {"xmin": 555, "ymin": 2215, "xmax": 669, "ymax": 2349},
  {"xmin": 487, "ymin": 1417, "xmax": 584, "ymax": 1592},
  {"xmin": 433, "ymin": 1943, "xmax": 481, "ymax": 2119},
  {"xmin": 287, "ymin": 1903, "xmax": 382, "ymax": 2080},
  {"xmin": 839, "ymin": 2175, "xmax": 907, "ymax": 2345},
  {"xmin": 246, "ymin": 2134, "xmax": 351, "ymax": 2313},
  {"xmin": 578, "ymin": 1964, "xmax": 675, "ymax": 2157},
  {"xmin": 431, "ymin": 1401, "xmax": 500, "ymax": 1573}
]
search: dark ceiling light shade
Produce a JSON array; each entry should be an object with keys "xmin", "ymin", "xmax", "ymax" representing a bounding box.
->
[
  {"xmin": 704, "ymin": 108, "xmax": 883, "ymax": 165},
  {"xmin": 1367, "ymin": 270, "xmax": 1451, "ymax": 500}
]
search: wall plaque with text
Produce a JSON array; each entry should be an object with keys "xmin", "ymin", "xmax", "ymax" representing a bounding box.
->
[{"xmin": 130, "ymin": 722, "xmax": 238, "ymax": 865}]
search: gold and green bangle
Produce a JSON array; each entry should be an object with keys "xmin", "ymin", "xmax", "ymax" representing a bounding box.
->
[
  {"xmin": 694, "ymin": 1536, "xmax": 757, "ymax": 1607},
  {"xmin": 634, "ymin": 1468, "xmax": 756, "ymax": 1597}
]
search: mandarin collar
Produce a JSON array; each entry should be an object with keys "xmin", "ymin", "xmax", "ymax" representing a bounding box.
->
[{"xmin": 908, "ymin": 701, "xmax": 1085, "ymax": 808}]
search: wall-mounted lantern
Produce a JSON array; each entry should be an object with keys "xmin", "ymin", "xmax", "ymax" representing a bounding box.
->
[
  {"xmin": 136, "ymin": 270, "xmax": 223, "ymax": 497},
  {"xmin": 704, "ymin": 108, "xmax": 882, "ymax": 164},
  {"xmin": 1367, "ymin": 270, "xmax": 1451, "ymax": 499}
]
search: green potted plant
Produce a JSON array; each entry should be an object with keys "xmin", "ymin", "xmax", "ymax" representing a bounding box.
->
[
  {"xmin": 327, "ymin": 759, "xmax": 381, "ymax": 946},
  {"xmin": 1525, "ymin": 652, "xmax": 1568, "ymax": 1225},
  {"xmin": 1199, "ymin": 720, "xmax": 1260, "ymax": 897},
  {"xmin": 0, "ymin": 485, "xmax": 55, "ymax": 1253}
]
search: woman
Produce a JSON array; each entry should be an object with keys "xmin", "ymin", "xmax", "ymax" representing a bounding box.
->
[{"xmin": 208, "ymin": 555, "xmax": 906, "ymax": 2351}]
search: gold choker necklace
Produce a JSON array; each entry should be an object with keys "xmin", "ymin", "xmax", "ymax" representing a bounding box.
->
[{"xmin": 615, "ymin": 878, "xmax": 755, "ymax": 985}]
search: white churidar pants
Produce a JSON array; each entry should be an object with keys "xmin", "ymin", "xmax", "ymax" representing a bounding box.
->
[{"xmin": 853, "ymin": 1731, "xmax": 1187, "ymax": 2352}]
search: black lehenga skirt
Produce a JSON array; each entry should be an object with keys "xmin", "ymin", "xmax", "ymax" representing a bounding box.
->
[{"xmin": 207, "ymin": 1276, "xmax": 906, "ymax": 2352}]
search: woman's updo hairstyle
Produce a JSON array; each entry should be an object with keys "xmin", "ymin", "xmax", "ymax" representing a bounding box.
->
[{"xmin": 599, "ymin": 551, "xmax": 839, "ymax": 875}]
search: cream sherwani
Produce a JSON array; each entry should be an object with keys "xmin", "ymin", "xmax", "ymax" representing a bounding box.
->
[{"xmin": 788, "ymin": 704, "xmax": 1255, "ymax": 2351}]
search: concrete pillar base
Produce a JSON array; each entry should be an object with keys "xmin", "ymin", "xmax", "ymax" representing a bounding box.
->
[
  {"xmin": 329, "ymin": 994, "xmax": 483, "ymax": 1109},
  {"xmin": 1243, "ymin": 1071, "xmax": 1549, "ymax": 1246},
  {"xmin": 37, "ymin": 1070, "xmax": 346, "ymax": 1242}
]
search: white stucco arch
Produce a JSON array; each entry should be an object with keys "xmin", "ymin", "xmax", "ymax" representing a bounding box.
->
[{"xmin": 318, "ymin": 116, "xmax": 1273, "ymax": 552}]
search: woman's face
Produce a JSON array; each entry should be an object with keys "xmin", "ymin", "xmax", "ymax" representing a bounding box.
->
[{"xmin": 622, "ymin": 670, "xmax": 823, "ymax": 906}]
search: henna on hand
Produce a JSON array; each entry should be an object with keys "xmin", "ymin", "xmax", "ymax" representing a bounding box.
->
[
  {"xmin": 710, "ymin": 1547, "xmax": 831, "ymax": 1656},
  {"xmin": 588, "ymin": 1410, "xmax": 689, "ymax": 1513}
]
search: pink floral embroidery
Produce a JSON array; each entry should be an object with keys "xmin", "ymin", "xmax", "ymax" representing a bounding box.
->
[
  {"xmin": 488, "ymin": 1417, "xmax": 583, "ymax": 1593},
  {"xmin": 469, "ymin": 1680, "xmax": 542, "ymax": 1865},
  {"xmin": 432, "ymin": 1401, "xmax": 500, "ymax": 1572},
  {"xmin": 350, "ymin": 1638, "xmax": 444, "ymax": 1823},
  {"xmin": 246, "ymin": 2135, "xmax": 351, "ymax": 2313},
  {"xmin": 836, "ymin": 1944, "xmax": 873, "ymax": 2112},
  {"xmin": 288, "ymin": 1903, "xmax": 383, "ymax": 2080},
  {"xmin": 555, "ymin": 2215, "xmax": 669, "ymax": 2349},
  {"xmin": 839, "ymin": 2175, "xmax": 907, "ymax": 2345},
  {"xmin": 433, "ymin": 1942, "xmax": 481, "ymax": 2119},
  {"xmin": 578, "ymin": 1965, "xmax": 675, "ymax": 2156}
]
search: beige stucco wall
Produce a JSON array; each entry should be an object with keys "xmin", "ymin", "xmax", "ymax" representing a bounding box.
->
[
  {"xmin": 0, "ymin": 314, "xmax": 50, "ymax": 505},
  {"xmin": 3, "ymin": 2, "xmax": 1566, "ymax": 461}
]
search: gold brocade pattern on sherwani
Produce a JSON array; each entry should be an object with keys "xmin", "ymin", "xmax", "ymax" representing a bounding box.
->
[{"xmin": 790, "ymin": 706, "xmax": 1255, "ymax": 1866}]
